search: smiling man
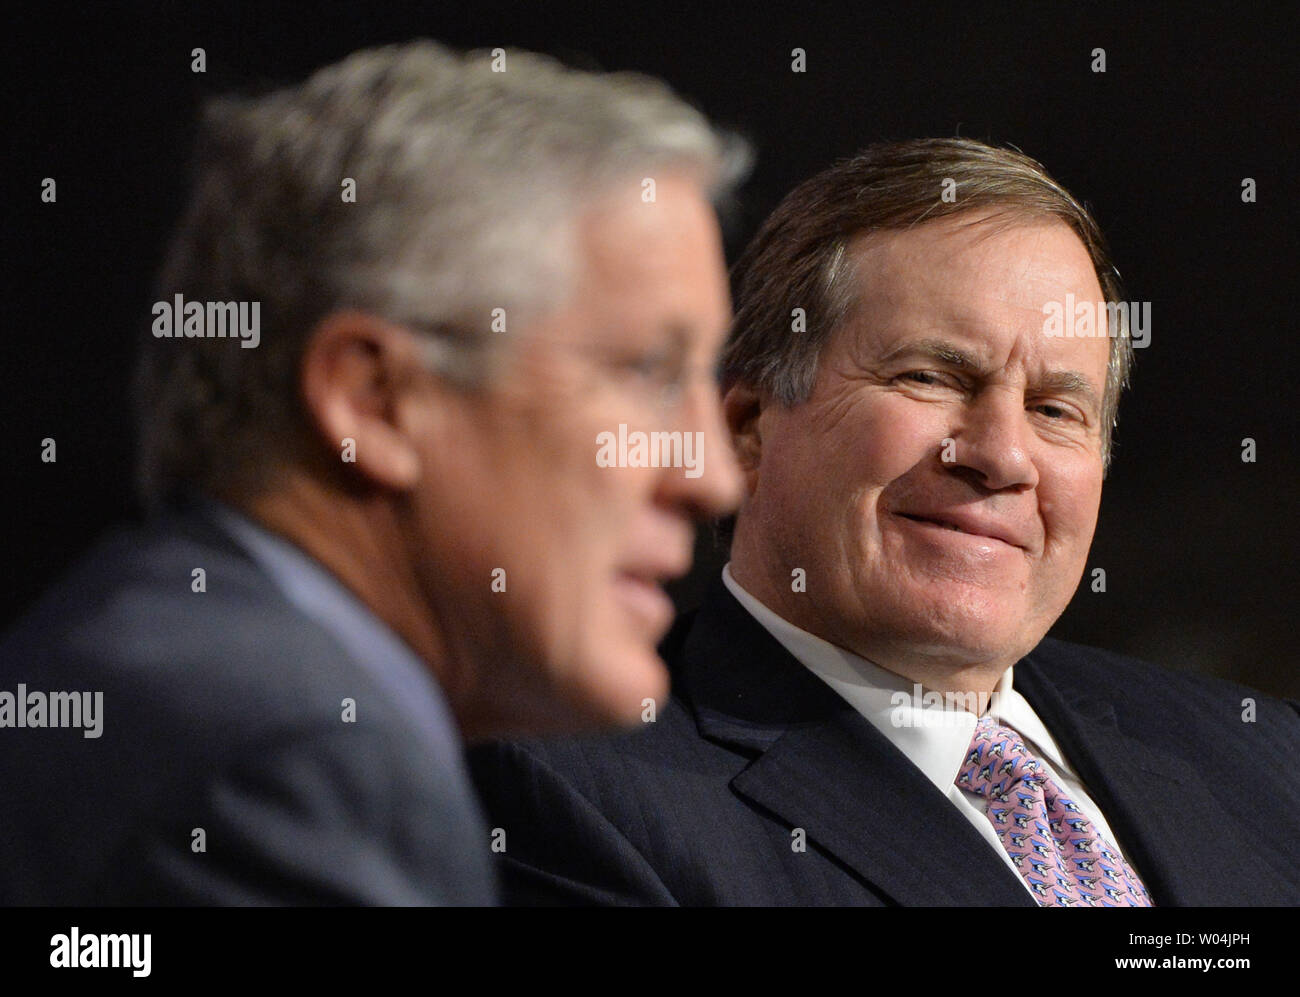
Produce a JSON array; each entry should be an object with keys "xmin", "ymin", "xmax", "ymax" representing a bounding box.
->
[
  {"xmin": 469, "ymin": 138, "xmax": 1300, "ymax": 906},
  {"xmin": 727, "ymin": 212, "xmax": 1110, "ymax": 713}
]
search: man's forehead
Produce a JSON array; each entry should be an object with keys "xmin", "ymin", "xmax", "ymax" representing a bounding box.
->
[
  {"xmin": 847, "ymin": 215, "xmax": 1103, "ymax": 312},
  {"xmin": 562, "ymin": 177, "xmax": 730, "ymax": 332},
  {"xmin": 838, "ymin": 216, "xmax": 1108, "ymax": 369}
]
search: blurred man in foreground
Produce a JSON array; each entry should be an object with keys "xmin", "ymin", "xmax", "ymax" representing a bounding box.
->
[{"xmin": 0, "ymin": 40, "xmax": 744, "ymax": 904}]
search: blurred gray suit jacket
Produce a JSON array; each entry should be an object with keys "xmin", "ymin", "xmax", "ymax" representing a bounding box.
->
[{"xmin": 0, "ymin": 501, "xmax": 494, "ymax": 905}]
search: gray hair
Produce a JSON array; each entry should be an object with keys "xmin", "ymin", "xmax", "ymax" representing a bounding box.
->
[
  {"xmin": 723, "ymin": 138, "xmax": 1132, "ymax": 470},
  {"xmin": 136, "ymin": 39, "xmax": 748, "ymax": 503}
]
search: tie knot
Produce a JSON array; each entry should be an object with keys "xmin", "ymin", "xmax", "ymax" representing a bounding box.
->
[{"xmin": 958, "ymin": 718, "xmax": 1049, "ymax": 800}]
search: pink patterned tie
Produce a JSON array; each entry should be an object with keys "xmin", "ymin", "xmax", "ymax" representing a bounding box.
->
[{"xmin": 958, "ymin": 716, "xmax": 1154, "ymax": 907}]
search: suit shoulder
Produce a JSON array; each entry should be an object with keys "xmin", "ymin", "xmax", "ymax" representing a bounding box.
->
[
  {"xmin": 1032, "ymin": 635, "xmax": 1275, "ymax": 694},
  {"xmin": 1, "ymin": 516, "xmax": 378, "ymax": 735},
  {"xmin": 1028, "ymin": 636, "xmax": 1299, "ymax": 727},
  {"xmin": 0, "ymin": 517, "xmax": 487, "ymax": 904},
  {"xmin": 467, "ymin": 693, "xmax": 735, "ymax": 842}
]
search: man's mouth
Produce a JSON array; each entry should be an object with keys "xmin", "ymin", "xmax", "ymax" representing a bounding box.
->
[
  {"xmin": 615, "ymin": 572, "xmax": 676, "ymax": 633},
  {"xmin": 894, "ymin": 511, "xmax": 1027, "ymax": 550},
  {"xmin": 902, "ymin": 514, "xmax": 970, "ymax": 533}
]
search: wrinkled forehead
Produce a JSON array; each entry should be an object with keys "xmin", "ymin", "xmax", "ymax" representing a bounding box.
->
[{"xmin": 835, "ymin": 213, "xmax": 1109, "ymax": 372}]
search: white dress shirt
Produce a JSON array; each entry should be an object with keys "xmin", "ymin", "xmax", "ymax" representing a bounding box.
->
[{"xmin": 721, "ymin": 564, "xmax": 1138, "ymax": 898}]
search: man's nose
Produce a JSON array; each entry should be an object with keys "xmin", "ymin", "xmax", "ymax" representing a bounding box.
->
[{"xmin": 946, "ymin": 388, "xmax": 1039, "ymax": 492}]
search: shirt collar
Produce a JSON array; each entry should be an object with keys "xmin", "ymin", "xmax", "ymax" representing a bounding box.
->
[
  {"xmin": 201, "ymin": 498, "xmax": 462, "ymax": 757},
  {"xmin": 721, "ymin": 563, "xmax": 1045, "ymax": 793}
]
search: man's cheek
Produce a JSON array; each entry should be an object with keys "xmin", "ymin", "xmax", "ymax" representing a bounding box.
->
[
  {"xmin": 1051, "ymin": 495, "xmax": 1101, "ymax": 556},
  {"xmin": 857, "ymin": 448, "xmax": 931, "ymax": 499}
]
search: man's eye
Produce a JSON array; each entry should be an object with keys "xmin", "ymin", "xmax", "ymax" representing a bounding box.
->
[
  {"xmin": 900, "ymin": 371, "xmax": 949, "ymax": 387},
  {"xmin": 1031, "ymin": 402, "xmax": 1077, "ymax": 421},
  {"xmin": 619, "ymin": 351, "xmax": 680, "ymax": 383}
]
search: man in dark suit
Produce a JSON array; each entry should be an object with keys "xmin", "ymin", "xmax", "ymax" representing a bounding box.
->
[
  {"xmin": 1, "ymin": 41, "xmax": 744, "ymax": 904},
  {"xmin": 469, "ymin": 138, "xmax": 1300, "ymax": 906}
]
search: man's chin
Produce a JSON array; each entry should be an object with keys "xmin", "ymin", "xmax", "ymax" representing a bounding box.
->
[
  {"xmin": 612, "ymin": 573, "xmax": 677, "ymax": 641},
  {"xmin": 867, "ymin": 602, "xmax": 1043, "ymax": 670},
  {"xmin": 927, "ymin": 625, "xmax": 1047, "ymax": 672},
  {"xmin": 457, "ymin": 634, "xmax": 668, "ymax": 740},
  {"xmin": 564, "ymin": 640, "xmax": 671, "ymax": 730}
]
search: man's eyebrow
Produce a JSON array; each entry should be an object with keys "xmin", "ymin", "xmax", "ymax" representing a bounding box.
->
[
  {"xmin": 878, "ymin": 338, "xmax": 983, "ymax": 370},
  {"xmin": 879, "ymin": 337, "xmax": 1103, "ymax": 413},
  {"xmin": 1035, "ymin": 370, "xmax": 1102, "ymax": 413}
]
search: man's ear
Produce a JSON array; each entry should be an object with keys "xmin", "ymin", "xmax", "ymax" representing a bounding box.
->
[
  {"xmin": 300, "ymin": 310, "xmax": 426, "ymax": 492},
  {"xmin": 723, "ymin": 381, "xmax": 765, "ymax": 485}
]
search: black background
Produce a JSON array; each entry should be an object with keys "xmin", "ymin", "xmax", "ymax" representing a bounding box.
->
[{"xmin": 9, "ymin": 2, "xmax": 1299, "ymax": 696}]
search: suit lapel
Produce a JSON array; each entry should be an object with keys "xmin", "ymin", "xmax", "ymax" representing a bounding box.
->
[
  {"xmin": 731, "ymin": 713, "xmax": 1036, "ymax": 905},
  {"xmin": 676, "ymin": 582, "xmax": 1033, "ymax": 906},
  {"xmin": 1014, "ymin": 651, "xmax": 1267, "ymax": 905}
]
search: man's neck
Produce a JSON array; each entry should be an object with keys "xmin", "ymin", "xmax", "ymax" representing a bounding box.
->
[
  {"xmin": 726, "ymin": 554, "xmax": 1008, "ymax": 716},
  {"xmin": 220, "ymin": 478, "xmax": 457, "ymax": 694}
]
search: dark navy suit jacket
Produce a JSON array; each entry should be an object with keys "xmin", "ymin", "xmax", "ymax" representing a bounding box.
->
[
  {"xmin": 469, "ymin": 580, "xmax": 1300, "ymax": 905},
  {"xmin": 1, "ymin": 504, "xmax": 494, "ymax": 905}
]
